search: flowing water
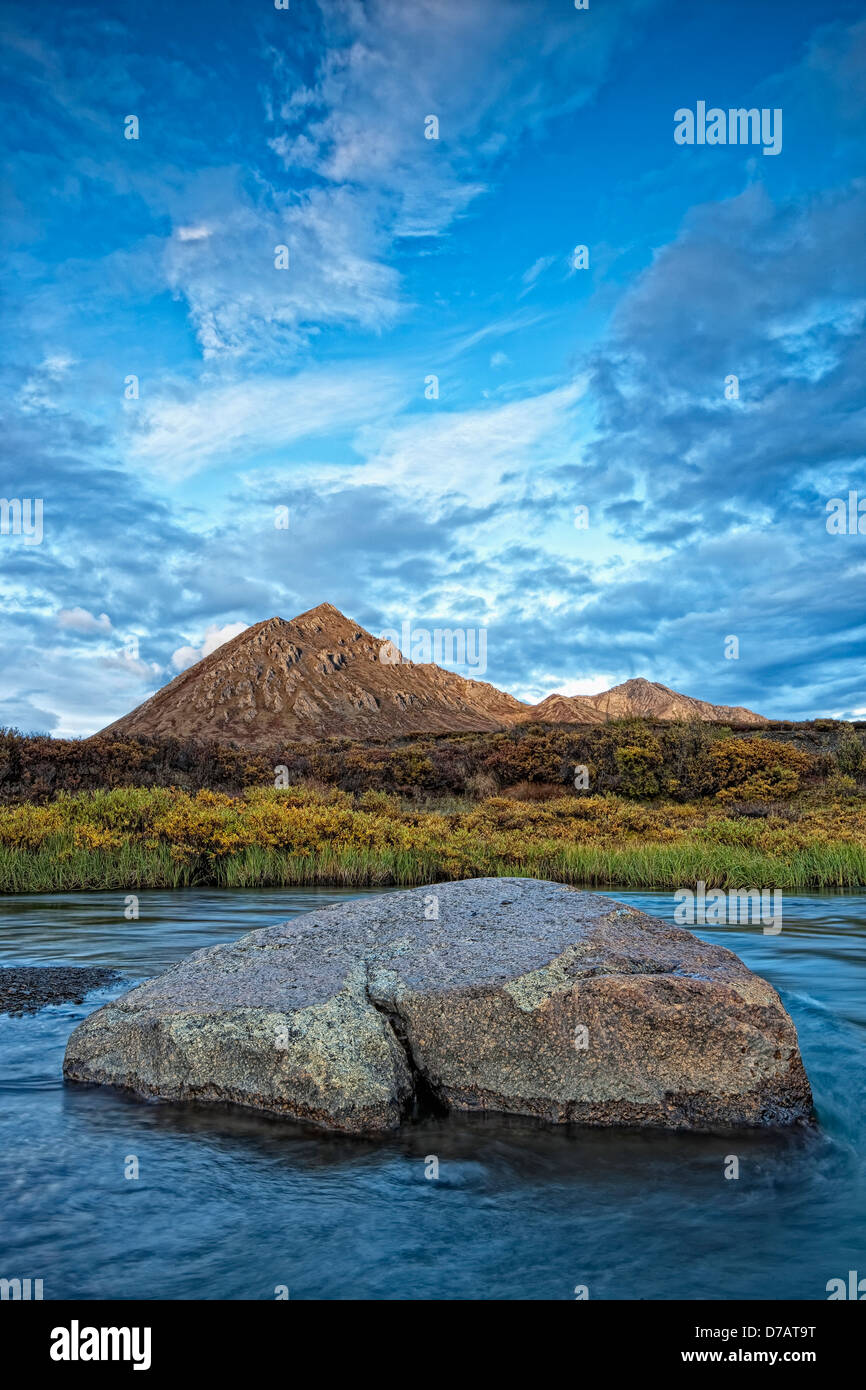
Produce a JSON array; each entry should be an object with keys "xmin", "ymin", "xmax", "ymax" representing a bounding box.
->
[{"xmin": 0, "ymin": 886, "xmax": 864, "ymax": 1300}]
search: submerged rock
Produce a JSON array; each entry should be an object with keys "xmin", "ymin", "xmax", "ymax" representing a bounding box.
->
[
  {"xmin": 1, "ymin": 966, "xmax": 120, "ymax": 1016},
  {"xmin": 62, "ymin": 879, "xmax": 812, "ymax": 1133}
]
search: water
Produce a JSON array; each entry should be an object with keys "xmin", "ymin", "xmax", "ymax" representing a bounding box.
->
[{"xmin": 1, "ymin": 886, "xmax": 864, "ymax": 1300}]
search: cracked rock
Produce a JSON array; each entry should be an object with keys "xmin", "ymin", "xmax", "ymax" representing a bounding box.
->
[{"xmin": 62, "ymin": 878, "xmax": 813, "ymax": 1133}]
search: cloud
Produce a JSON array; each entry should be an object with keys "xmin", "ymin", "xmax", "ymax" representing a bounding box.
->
[
  {"xmin": 18, "ymin": 353, "xmax": 77, "ymax": 414},
  {"xmin": 511, "ymin": 671, "xmax": 616, "ymax": 703},
  {"xmin": 266, "ymin": 0, "xmax": 653, "ymax": 200},
  {"xmin": 161, "ymin": 175, "xmax": 405, "ymax": 360},
  {"xmin": 583, "ymin": 179, "xmax": 866, "ymax": 530},
  {"xmin": 241, "ymin": 0, "xmax": 653, "ymax": 360},
  {"xmin": 444, "ymin": 311, "xmax": 549, "ymax": 362},
  {"xmin": 558, "ymin": 675, "xmax": 617, "ymax": 697},
  {"xmin": 352, "ymin": 378, "xmax": 588, "ymax": 503},
  {"xmin": 171, "ymin": 622, "xmax": 249, "ymax": 673},
  {"xmin": 800, "ymin": 16, "xmax": 866, "ymax": 123},
  {"xmin": 521, "ymin": 254, "xmax": 557, "ymax": 288},
  {"xmin": 56, "ymin": 607, "xmax": 112, "ymax": 634},
  {"xmin": 1, "ymin": 0, "xmax": 654, "ymax": 368},
  {"xmin": 99, "ymin": 651, "xmax": 164, "ymax": 683},
  {"xmin": 128, "ymin": 366, "xmax": 409, "ymax": 478},
  {"xmin": 176, "ymin": 224, "xmax": 211, "ymax": 242},
  {"xmin": 0, "ymin": 695, "xmax": 60, "ymax": 735},
  {"xmin": 2, "ymin": 2, "xmax": 864, "ymax": 735}
]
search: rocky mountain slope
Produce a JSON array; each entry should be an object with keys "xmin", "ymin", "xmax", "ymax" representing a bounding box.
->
[
  {"xmin": 98, "ymin": 603, "xmax": 766, "ymax": 745},
  {"xmin": 100, "ymin": 604, "xmax": 528, "ymax": 746},
  {"xmin": 528, "ymin": 678, "xmax": 766, "ymax": 727}
]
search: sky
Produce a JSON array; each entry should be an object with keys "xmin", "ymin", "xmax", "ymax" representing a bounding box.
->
[{"xmin": 1, "ymin": 0, "xmax": 865, "ymax": 736}]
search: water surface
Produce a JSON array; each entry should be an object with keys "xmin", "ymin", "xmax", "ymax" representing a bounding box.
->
[{"xmin": 1, "ymin": 886, "xmax": 863, "ymax": 1300}]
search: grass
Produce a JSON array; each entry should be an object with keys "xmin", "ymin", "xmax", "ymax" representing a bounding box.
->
[{"xmin": 0, "ymin": 783, "xmax": 863, "ymax": 893}]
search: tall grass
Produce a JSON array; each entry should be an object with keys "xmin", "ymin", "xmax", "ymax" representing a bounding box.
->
[
  {"xmin": 0, "ymin": 842, "xmax": 193, "ymax": 893},
  {"xmin": 1, "ymin": 833, "xmax": 863, "ymax": 894}
]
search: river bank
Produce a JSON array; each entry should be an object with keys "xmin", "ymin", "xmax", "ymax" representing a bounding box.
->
[{"xmin": 0, "ymin": 784, "xmax": 863, "ymax": 893}]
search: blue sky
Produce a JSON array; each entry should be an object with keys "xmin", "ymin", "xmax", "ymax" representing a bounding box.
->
[{"xmin": 1, "ymin": 0, "xmax": 864, "ymax": 735}]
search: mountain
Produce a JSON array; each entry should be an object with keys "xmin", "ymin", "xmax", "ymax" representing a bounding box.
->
[
  {"xmin": 98, "ymin": 603, "xmax": 767, "ymax": 746},
  {"xmin": 99, "ymin": 604, "xmax": 528, "ymax": 746},
  {"xmin": 525, "ymin": 679, "xmax": 767, "ymax": 727}
]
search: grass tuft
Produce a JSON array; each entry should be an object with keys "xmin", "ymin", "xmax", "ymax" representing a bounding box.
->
[{"xmin": 0, "ymin": 784, "xmax": 863, "ymax": 892}]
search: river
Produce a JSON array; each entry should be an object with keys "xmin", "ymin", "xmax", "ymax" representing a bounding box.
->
[{"xmin": 1, "ymin": 887, "xmax": 864, "ymax": 1300}]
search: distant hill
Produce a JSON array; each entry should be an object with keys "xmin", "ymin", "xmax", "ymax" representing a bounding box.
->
[
  {"xmin": 98, "ymin": 603, "xmax": 767, "ymax": 745},
  {"xmin": 529, "ymin": 679, "xmax": 767, "ymax": 727}
]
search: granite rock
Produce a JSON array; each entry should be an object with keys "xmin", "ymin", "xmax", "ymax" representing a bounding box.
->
[{"xmin": 63, "ymin": 878, "xmax": 812, "ymax": 1133}]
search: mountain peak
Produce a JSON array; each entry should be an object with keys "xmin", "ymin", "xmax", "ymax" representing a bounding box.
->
[
  {"xmin": 97, "ymin": 604, "xmax": 767, "ymax": 745},
  {"xmin": 98, "ymin": 603, "xmax": 525, "ymax": 745},
  {"xmin": 293, "ymin": 601, "xmax": 346, "ymax": 622},
  {"xmin": 535, "ymin": 676, "xmax": 766, "ymax": 727}
]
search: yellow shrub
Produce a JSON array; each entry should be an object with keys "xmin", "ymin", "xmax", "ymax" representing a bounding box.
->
[
  {"xmin": 709, "ymin": 739, "xmax": 813, "ymax": 800},
  {"xmin": 0, "ymin": 803, "xmax": 63, "ymax": 849}
]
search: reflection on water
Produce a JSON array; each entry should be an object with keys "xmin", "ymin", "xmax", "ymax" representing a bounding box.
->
[{"xmin": 0, "ymin": 886, "xmax": 864, "ymax": 1300}]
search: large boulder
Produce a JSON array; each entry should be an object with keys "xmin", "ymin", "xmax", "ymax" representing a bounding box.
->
[{"xmin": 63, "ymin": 879, "xmax": 812, "ymax": 1133}]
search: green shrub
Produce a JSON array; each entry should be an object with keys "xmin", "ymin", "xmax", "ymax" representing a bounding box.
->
[{"xmin": 835, "ymin": 731, "xmax": 866, "ymax": 779}]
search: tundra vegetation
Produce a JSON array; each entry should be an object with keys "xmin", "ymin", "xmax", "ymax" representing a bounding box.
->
[{"xmin": 0, "ymin": 720, "xmax": 863, "ymax": 893}]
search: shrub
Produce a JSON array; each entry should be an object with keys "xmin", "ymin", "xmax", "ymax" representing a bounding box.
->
[
  {"xmin": 835, "ymin": 731, "xmax": 866, "ymax": 779},
  {"xmin": 614, "ymin": 738, "xmax": 664, "ymax": 798},
  {"xmin": 0, "ymin": 720, "xmax": 829, "ymax": 806},
  {"xmin": 709, "ymin": 739, "xmax": 813, "ymax": 802},
  {"xmin": 501, "ymin": 781, "xmax": 565, "ymax": 802}
]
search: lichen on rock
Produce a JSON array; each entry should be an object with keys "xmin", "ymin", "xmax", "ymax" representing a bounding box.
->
[{"xmin": 63, "ymin": 878, "xmax": 813, "ymax": 1134}]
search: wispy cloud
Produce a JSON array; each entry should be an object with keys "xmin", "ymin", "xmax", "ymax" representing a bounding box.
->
[
  {"xmin": 521, "ymin": 254, "xmax": 557, "ymax": 288},
  {"xmin": 128, "ymin": 367, "xmax": 410, "ymax": 478},
  {"xmin": 350, "ymin": 378, "xmax": 588, "ymax": 503}
]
